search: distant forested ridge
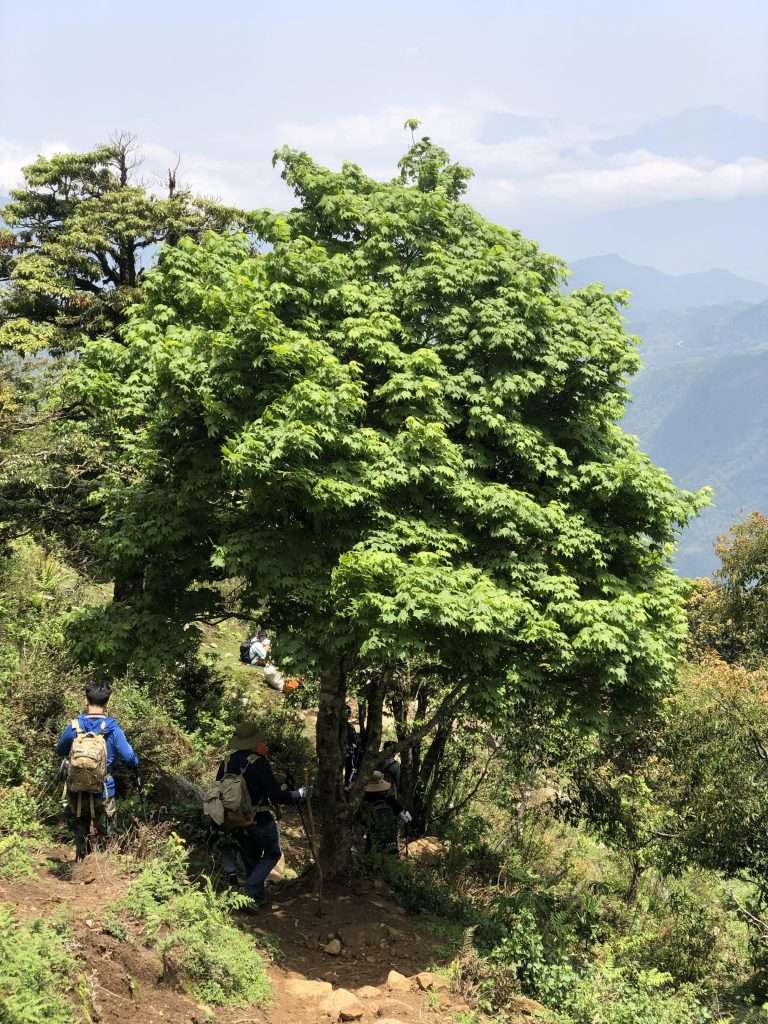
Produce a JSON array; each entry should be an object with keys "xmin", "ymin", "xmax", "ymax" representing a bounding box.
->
[{"xmin": 569, "ymin": 255, "xmax": 768, "ymax": 577}]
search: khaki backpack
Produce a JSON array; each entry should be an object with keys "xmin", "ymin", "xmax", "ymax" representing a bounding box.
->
[
  {"xmin": 68, "ymin": 719, "xmax": 108, "ymax": 795},
  {"xmin": 203, "ymin": 754, "xmax": 263, "ymax": 827}
]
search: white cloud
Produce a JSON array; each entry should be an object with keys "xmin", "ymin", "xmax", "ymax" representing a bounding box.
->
[
  {"xmin": 271, "ymin": 105, "xmax": 768, "ymax": 215},
  {"xmin": 5, "ymin": 108, "xmax": 768, "ymax": 219},
  {"xmin": 0, "ymin": 138, "xmax": 71, "ymax": 193},
  {"xmin": 481, "ymin": 153, "xmax": 768, "ymax": 212},
  {"xmin": 139, "ymin": 142, "xmax": 284, "ymax": 209},
  {"xmin": 278, "ymin": 105, "xmax": 480, "ymax": 154}
]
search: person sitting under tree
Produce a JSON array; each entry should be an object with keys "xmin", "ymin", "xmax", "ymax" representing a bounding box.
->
[
  {"xmin": 239, "ymin": 629, "xmax": 300, "ymax": 693},
  {"xmin": 56, "ymin": 682, "xmax": 139, "ymax": 861}
]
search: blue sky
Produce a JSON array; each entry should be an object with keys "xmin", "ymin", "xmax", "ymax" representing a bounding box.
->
[{"xmin": 2, "ymin": 0, "xmax": 767, "ymax": 277}]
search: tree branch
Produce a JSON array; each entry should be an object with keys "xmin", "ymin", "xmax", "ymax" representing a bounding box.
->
[{"xmin": 431, "ymin": 736, "xmax": 501, "ymax": 822}]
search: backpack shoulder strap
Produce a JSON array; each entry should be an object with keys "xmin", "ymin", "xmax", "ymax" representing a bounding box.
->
[
  {"xmin": 71, "ymin": 718, "xmax": 82, "ymax": 735},
  {"xmin": 241, "ymin": 753, "xmax": 258, "ymax": 774}
]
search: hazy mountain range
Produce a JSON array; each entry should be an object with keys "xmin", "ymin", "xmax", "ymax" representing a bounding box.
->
[{"xmin": 569, "ymin": 254, "xmax": 768, "ymax": 577}]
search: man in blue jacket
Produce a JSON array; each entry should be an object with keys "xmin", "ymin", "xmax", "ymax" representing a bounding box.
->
[{"xmin": 56, "ymin": 682, "xmax": 139, "ymax": 860}]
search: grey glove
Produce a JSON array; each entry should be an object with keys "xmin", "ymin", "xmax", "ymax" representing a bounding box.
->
[
  {"xmin": 290, "ymin": 785, "xmax": 312, "ymax": 801},
  {"xmin": 400, "ymin": 810, "xmax": 412, "ymax": 825}
]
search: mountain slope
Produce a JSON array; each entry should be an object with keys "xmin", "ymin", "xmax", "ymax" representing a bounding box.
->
[
  {"xmin": 624, "ymin": 347, "xmax": 768, "ymax": 577},
  {"xmin": 569, "ymin": 254, "xmax": 768, "ymax": 317}
]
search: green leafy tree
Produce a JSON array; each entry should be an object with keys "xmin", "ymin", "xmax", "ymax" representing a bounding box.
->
[
  {"xmin": 0, "ymin": 133, "xmax": 245, "ymax": 356},
  {"xmin": 688, "ymin": 512, "xmax": 768, "ymax": 666},
  {"xmin": 73, "ymin": 135, "xmax": 704, "ymax": 875},
  {"xmin": 0, "ymin": 135, "xmax": 248, "ymax": 576}
]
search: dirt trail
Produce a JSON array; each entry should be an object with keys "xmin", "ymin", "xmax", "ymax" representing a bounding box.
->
[{"xmin": 1, "ymin": 844, "xmax": 472, "ymax": 1024}]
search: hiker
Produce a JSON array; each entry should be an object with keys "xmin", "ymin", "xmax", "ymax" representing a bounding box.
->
[
  {"xmin": 239, "ymin": 630, "xmax": 299, "ymax": 693},
  {"xmin": 343, "ymin": 704, "xmax": 359, "ymax": 787},
  {"xmin": 56, "ymin": 682, "xmax": 139, "ymax": 861},
  {"xmin": 204, "ymin": 722, "xmax": 309, "ymax": 909},
  {"xmin": 240, "ymin": 629, "xmax": 270, "ymax": 668},
  {"xmin": 380, "ymin": 740, "xmax": 401, "ymax": 796},
  {"xmin": 360, "ymin": 771, "xmax": 411, "ymax": 855}
]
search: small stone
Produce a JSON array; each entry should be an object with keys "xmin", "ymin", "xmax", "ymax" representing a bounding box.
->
[
  {"xmin": 319, "ymin": 988, "xmax": 364, "ymax": 1020},
  {"xmin": 285, "ymin": 978, "xmax": 333, "ymax": 1000},
  {"xmin": 386, "ymin": 970, "xmax": 411, "ymax": 992},
  {"xmin": 508, "ymin": 995, "xmax": 548, "ymax": 1016},
  {"xmin": 415, "ymin": 971, "xmax": 450, "ymax": 992},
  {"xmin": 356, "ymin": 985, "xmax": 382, "ymax": 999},
  {"xmin": 323, "ymin": 938, "xmax": 343, "ymax": 956},
  {"xmin": 85, "ymin": 918, "xmax": 95, "ymax": 928},
  {"xmin": 377, "ymin": 999, "xmax": 410, "ymax": 1017}
]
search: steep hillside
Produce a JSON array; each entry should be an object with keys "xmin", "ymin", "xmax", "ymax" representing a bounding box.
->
[
  {"xmin": 625, "ymin": 348, "xmax": 768, "ymax": 576},
  {"xmin": 567, "ymin": 254, "xmax": 768, "ymax": 576},
  {"xmin": 568, "ymin": 254, "xmax": 768, "ymax": 317}
]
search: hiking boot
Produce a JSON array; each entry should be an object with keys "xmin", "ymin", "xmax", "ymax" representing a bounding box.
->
[{"xmin": 238, "ymin": 897, "xmax": 264, "ymax": 916}]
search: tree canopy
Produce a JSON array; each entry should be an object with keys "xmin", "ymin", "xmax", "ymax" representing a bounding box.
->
[
  {"xmin": 72, "ymin": 136, "xmax": 705, "ymax": 872},
  {"xmin": 0, "ymin": 135, "xmax": 247, "ymax": 567}
]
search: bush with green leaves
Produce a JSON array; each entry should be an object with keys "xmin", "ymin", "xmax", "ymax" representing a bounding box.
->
[
  {"xmin": 0, "ymin": 786, "xmax": 46, "ymax": 879},
  {"xmin": 115, "ymin": 835, "xmax": 270, "ymax": 1007},
  {"xmin": 0, "ymin": 904, "xmax": 78, "ymax": 1024},
  {"xmin": 610, "ymin": 876, "xmax": 749, "ymax": 999},
  {"xmin": 556, "ymin": 966, "xmax": 710, "ymax": 1024}
]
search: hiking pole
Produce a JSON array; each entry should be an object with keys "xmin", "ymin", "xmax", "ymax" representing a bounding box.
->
[
  {"xmin": 283, "ymin": 767, "xmax": 320, "ymax": 883},
  {"xmin": 303, "ymin": 768, "xmax": 323, "ymax": 905}
]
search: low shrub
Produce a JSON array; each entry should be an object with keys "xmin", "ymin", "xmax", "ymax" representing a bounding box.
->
[
  {"xmin": 115, "ymin": 834, "xmax": 271, "ymax": 1007},
  {"xmin": 611, "ymin": 876, "xmax": 748, "ymax": 998},
  {"xmin": 0, "ymin": 786, "xmax": 46, "ymax": 878},
  {"xmin": 556, "ymin": 965, "xmax": 710, "ymax": 1024},
  {"xmin": 0, "ymin": 903, "xmax": 78, "ymax": 1024}
]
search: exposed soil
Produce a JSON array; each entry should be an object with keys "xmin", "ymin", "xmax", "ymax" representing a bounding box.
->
[{"xmin": 1, "ymin": 837, "xmax": 471, "ymax": 1024}]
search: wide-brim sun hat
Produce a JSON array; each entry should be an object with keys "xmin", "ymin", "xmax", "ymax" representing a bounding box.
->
[
  {"xmin": 229, "ymin": 722, "xmax": 268, "ymax": 754},
  {"xmin": 365, "ymin": 771, "xmax": 391, "ymax": 794}
]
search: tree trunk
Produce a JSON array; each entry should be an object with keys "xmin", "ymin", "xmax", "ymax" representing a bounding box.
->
[
  {"xmin": 351, "ymin": 671, "xmax": 386, "ymax": 795},
  {"xmin": 113, "ymin": 567, "xmax": 144, "ymax": 602},
  {"xmin": 392, "ymin": 684, "xmax": 428, "ymax": 811},
  {"xmin": 413, "ymin": 721, "xmax": 450, "ymax": 832},
  {"xmin": 315, "ymin": 661, "xmax": 353, "ymax": 878}
]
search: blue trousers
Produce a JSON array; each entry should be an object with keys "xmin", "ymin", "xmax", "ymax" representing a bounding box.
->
[{"xmin": 237, "ymin": 817, "xmax": 282, "ymax": 901}]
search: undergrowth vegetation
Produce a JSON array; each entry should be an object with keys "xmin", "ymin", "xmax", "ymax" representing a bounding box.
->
[
  {"xmin": 114, "ymin": 834, "xmax": 271, "ymax": 1007},
  {"xmin": 0, "ymin": 904, "xmax": 79, "ymax": 1024},
  {"xmin": 5, "ymin": 521, "xmax": 768, "ymax": 1022}
]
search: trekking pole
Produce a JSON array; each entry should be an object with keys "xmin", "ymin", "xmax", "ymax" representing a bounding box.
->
[
  {"xmin": 303, "ymin": 768, "xmax": 323, "ymax": 903},
  {"xmin": 283, "ymin": 767, "xmax": 319, "ymax": 881}
]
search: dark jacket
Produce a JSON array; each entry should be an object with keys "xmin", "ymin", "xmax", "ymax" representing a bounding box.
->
[
  {"xmin": 56, "ymin": 713, "xmax": 139, "ymax": 800},
  {"xmin": 216, "ymin": 750, "xmax": 297, "ymax": 823}
]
